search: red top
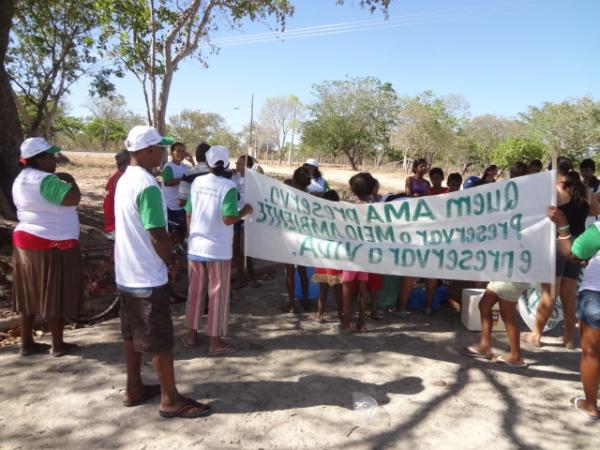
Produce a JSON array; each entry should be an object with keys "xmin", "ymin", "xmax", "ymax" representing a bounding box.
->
[
  {"xmin": 103, "ymin": 169, "xmax": 124, "ymax": 233},
  {"xmin": 13, "ymin": 230, "xmax": 78, "ymax": 250},
  {"xmin": 428, "ymin": 186, "xmax": 449, "ymax": 195}
]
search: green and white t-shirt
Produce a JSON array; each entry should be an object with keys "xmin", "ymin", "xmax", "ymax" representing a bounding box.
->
[
  {"xmin": 114, "ymin": 166, "xmax": 168, "ymax": 288},
  {"xmin": 186, "ymin": 173, "xmax": 238, "ymax": 260},
  {"xmin": 12, "ymin": 167, "xmax": 79, "ymax": 240},
  {"xmin": 162, "ymin": 161, "xmax": 189, "ymax": 210},
  {"xmin": 572, "ymin": 223, "xmax": 600, "ymax": 292}
]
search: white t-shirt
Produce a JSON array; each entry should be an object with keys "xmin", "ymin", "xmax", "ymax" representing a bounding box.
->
[
  {"xmin": 162, "ymin": 161, "xmax": 189, "ymax": 210},
  {"xmin": 186, "ymin": 173, "xmax": 238, "ymax": 260},
  {"xmin": 12, "ymin": 167, "xmax": 79, "ymax": 240},
  {"xmin": 114, "ymin": 166, "xmax": 168, "ymax": 288}
]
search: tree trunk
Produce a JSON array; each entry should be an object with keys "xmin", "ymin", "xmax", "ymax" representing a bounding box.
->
[
  {"xmin": 344, "ymin": 151, "xmax": 358, "ymax": 171},
  {"xmin": 0, "ymin": 0, "xmax": 22, "ymax": 220}
]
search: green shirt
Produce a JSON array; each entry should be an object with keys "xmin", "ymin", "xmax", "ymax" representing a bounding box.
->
[
  {"xmin": 571, "ymin": 224, "xmax": 600, "ymax": 260},
  {"xmin": 136, "ymin": 186, "xmax": 166, "ymax": 229},
  {"xmin": 162, "ymin": 165, "xmax": 174, "ymax": 182},
  {"xmin": 40, "ymin": 174, "xmax": 72, "ymax": 205}
]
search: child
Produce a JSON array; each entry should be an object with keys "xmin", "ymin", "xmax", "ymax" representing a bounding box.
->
[
  {"xmin": 424, "ymin": 167, "xmax": 448, "ymax": 315},
  {"xmin": 283, "ymin": 167, "xmax": 311, "ymax": 313},
  {"xmin": 162, "ymin": 142, "xmax": 194, "ymax": 241},
  {"xmin": 461, "ymin": 162, "xmax": 531, "ymax": 367},
  {"xmin": 405, "ymin": 158, "xmax": 431, "ymax": 197},
  {"xmin": 427, "ymin": 167, "xmax": 448, "ymax": 195},
  {"xmin": 183, "ymin": 145, "xmax": 252, "ymax": 355},
  {"xmin": 341, "ymin": 172, "xmax": 376, "ymax": 332},
  {"xmin": 310, "ymin": 190, "xmax": 343, "ymax": 323},
  {"xmin": 368, "ymin": 178, "xmax": 384, "ymax": 319},
  {"xmin": 528, "ymin": 159, "xmax": 543, "ymax": 174},
  {"xmin": 446, "ymin": 172, "xmax": 463, "ymax": 192}
]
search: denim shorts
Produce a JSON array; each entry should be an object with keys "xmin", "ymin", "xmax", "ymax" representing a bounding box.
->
[{"xmin": 576, "ymin": 289, "xmax": 600, "ymax": 329}]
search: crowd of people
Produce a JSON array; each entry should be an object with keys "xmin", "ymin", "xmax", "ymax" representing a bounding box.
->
[{"xmin": 9, "ymin": 125, "xmax": 600, "ymax": 420}]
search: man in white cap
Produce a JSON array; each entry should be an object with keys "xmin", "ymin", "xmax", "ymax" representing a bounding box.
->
[
  {"xmin": 302, "ymin": 158, "xmax": 330, "ymax": 194},
  {"xmin": 114, "ymin": 125, "xmax": 211, "ymax": 418}
]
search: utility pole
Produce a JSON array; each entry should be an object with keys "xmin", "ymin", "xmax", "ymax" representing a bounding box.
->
[
  {"xmin": 248, "ymin": 93, "xmax": 255, "ymax": 158},
  {"xmin": 288, "ymin": 100, "xmax": 298, "ymax": 165}
]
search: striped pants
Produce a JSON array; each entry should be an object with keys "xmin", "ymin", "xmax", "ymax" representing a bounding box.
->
[{"xmin": 185, "ymin": 260, "xmax": 231, "ymax": 337}]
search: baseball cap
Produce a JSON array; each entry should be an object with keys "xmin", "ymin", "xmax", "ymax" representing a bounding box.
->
[
  {"xmin": 20, "ymin": 137, "xmax": 61, "ymax": 159},
  {"xmin": 206, "ymin": 145, "xmax": 230, "ymax": 168},
  {"xmin": 304, "ymin": 158, "xmax": 319, "ymax": 168},
  {"xmin": 125, "ymin": 125, "xmax": 174, "ymax": 152}
]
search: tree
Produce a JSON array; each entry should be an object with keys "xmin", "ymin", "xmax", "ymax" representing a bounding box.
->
[
  {"xmin": 392, "ymin": 91, "xmax": 467, "ymax": 170},
  {"xmin": 104, "ymin": 1, "xmax": 392, "ymax": 134},
  {"xmin": 169, "ymin": 109, "xmax": 230, "ymax": 145},
  {"xmin": 7, "ymin": 0, "xmax": 119, "ymax": 138},
  {"xmin": 0, "ymin": 0, "xmax": 21, "ymax": 219},
  {"xmin": 302, "ymin": 77, "xmax": 397, "ymax": 170},
  {"xmin": 489, "ymin": 137, "xmax": 544, "ymax": 169},
  {"xmin": 85, "ymin": 95, "xmax": 129, "ymax": 151},
  {"xmin": 104, "ymin": 0, "xmax": 294, "ymax": 134},
  {"xmin": 259, "ymin": 95, "xmax": 302, "ymax": 163},
  {"xmin": 520, "ymin": 97, "xmax": 600, "ymax": 159}
]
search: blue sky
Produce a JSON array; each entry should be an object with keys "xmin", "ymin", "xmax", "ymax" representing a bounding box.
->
[{"xmin": 68, "ymin": 0, "xmax": 600, "ymax": 132}]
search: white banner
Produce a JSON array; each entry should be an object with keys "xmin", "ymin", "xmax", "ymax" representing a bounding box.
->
[{"xmin": 245, "ymin": 170, "xmax": 555, "ymax": 283}]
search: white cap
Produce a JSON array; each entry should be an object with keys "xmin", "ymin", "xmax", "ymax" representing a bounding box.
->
[
  {"xmin": 20, "ymin": 137, "xmax": 60, "ymax": 159},
  {"xmin": 304, "ymin": 158, "xmax": 319, "ymax": 168},
  {"xmin": 206, "ymin": 145, "xmax": 230, "ymax": 168},
  {"xmin": 125, "ymin": 125, "xmax": 174, "ymax": 152}
]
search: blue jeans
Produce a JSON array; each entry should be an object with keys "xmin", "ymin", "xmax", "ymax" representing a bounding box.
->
[{"xmin": 577, "ymin": 289, "xmax": 600, "ymax": 329}]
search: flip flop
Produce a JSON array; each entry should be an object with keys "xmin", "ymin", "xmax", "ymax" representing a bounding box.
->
[
  {"xmin": 493, "ymin": 355, "xmax": 528, "ymax": 368},
  {"xmin": 50, "ymin": 342, "xmax": 79, "ymax": 357},
  {"xmin": 19, "ymin": 342, "xmax": 51, "ymax": 357},
  {"xmin": 521, "ymin": 335, "xmax": 542, "ymax": 348},
  {"xmin": 180, "ymin": 336, "xmax": 197, "ymax": 348},
  {"xmin": 159, "ymin": 400, "xmax": 212, "ymax": 419},
  {"xmin": 461, "ymin": 346, "xmax": 493, "ymax": 360},
  {"xmin": 569, "ymin": 396, "xmax": 600, "ymax": 421},
  {"xmin": 387, "ymin": 307, "xmax": 408, "ymax": 318},
  {"xmin": 208, "ymin": 345, "xmax": 237, "ymax": 356},
  {"xmin": 123, "ymin": 384, "xmax": 161, "ymax": 407},
  {"xmin": 307, "ymin": 314, "xmax": 326, "ymax": 323}
]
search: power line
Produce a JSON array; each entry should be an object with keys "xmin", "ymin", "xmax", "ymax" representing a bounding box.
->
[{"xmin": 211, "ymin": 1, "xmax": 534, "ymax": 48}]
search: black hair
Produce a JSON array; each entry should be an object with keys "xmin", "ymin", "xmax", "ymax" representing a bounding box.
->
[
  {"xmin": 528, "ymin": 159, "xmax": 543, "ymax": 169},
  {"xmin": 510, "ymin": 161, "xmax": 528, "ymax": 178},
  {"xmin": 115, "ymin": 149, "xmax": 130, "ymax": 167},
  {"xmin": 447, "ymin": 172, "xmax": 463, "ymax": 185},
  {"xmin": 170, "ymin": 142, "xmax": 185, "ymax": 153},
  {"xmin": 322, "ymin": 189, "xmax": 340, "ymax": 202},
  {"xmin": 24, "ymin": 151, "xmax": 48, "ymax": 169},
  {"xmin": 564, "ymin": 171, "xmax": 587, "ymax": 205},
  {"xmin": 412, "ymin": 158, "xmax": 428, "ymax": 174},
  {"xmin": 580, "ymin": 158, "xmax": 596, "ymax": 172},
  {"xmin": 556, "ymin": 156, "xmax": 572, "ymax": 176},
  {"xmin": 482, "ymin": 165, "xmax": 498, "ymax": 179},
  {"xmin": 211, "ymin": 161, "xmax": 230, "ymax": 178},
  {"xmin": 239, "ymin": 154, "xmax": 255, "ymax": 168},
  {"xmin": 384, "ymin": 193, "xmax": 408, "ymax": 202},
  {"xmin": 292, "ymin": 166, "xmax": 311, "ymax": 189},
  {"xmin": 195, "ymin": 142, "xmax": 210, "ymax": 162},
  {"xmin": 303, "ymin": 163, "xmax": 322, "ymax": 179},
  {"xmin": 349, "ymin": 172, "xmax": 376, "ymax": 198},
  {"xmin": 428, "ymin": 167, "xmax": 444, "ymax": 179}
]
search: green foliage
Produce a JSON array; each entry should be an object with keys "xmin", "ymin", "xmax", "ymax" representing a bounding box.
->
[
  {"xmin": 168, "ymin": 109, "xmax": 240, "ymax": 153},
  {"xmin": 520, "ymin": 97, "xmax": 600, "ymax": 159},
  {"xmin": 490, "ymin": 137, "xmax": 545, "ymax": 169},
  {"xmin": 302, "ymin": 77, "xmax": 397, "ymax": 169},
  {"xmin": 7, "ymin": 0, "xmax": 121, "ymax": 137}
]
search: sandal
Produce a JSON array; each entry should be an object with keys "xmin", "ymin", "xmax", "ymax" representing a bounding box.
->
[
  {"xmin": 20, "ymin": 342, "xmax": 51, "ymax": 357},
  {"xmin": 461, "ymin": 346, "xmax": 493, "ymax": 360},
  {"xmin": 308, "ymin": 314, "xmax": 325, "ymax": 323},
  {"xmin": 51, "ymin": 342, "xmax": 79, "ymax": 357},
  {"xmin": 180, "ymin": 335, "xmax": 197, "ymax": 348},
  {"xmin": 569, "ymin": 396, "xmax": 600, "ymax": 421},
  {"xmin": 123, "ymin": 384, "xmax": 161, "ymax": 407},
  {"xmin": 208, "ymin": 345, "xmax": 237, "ymax": 356},
  {"xmin": 493, "ymin": 355, "xmax": 528, "ymax": 368},
  {"xmin": 159, "ymin": 400, "xmax": 212, "ymax": 419}
]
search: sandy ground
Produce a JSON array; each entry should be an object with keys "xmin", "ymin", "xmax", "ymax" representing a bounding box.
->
[
  {"xmin": 0, "ymin": 152, "xmax": 598, "ymax": 449},
  {"xmin": 1, "ymin": 281, "xmax": 599, "ymax": 449}
]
